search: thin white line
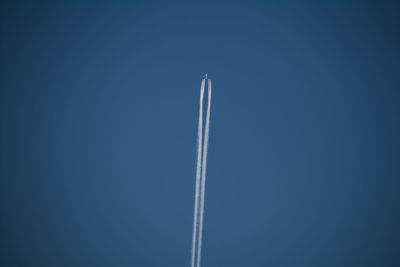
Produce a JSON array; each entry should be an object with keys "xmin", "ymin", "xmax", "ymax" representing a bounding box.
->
[
  {"xmin": 191, "ymin": 79, "xmax": 205, "ymax": 267},
  {"xmin": 196, "ymin": 79, "xmax": 211, "ymax": 267}
]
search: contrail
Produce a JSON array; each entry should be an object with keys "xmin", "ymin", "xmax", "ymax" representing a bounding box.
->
[
  {"xmin": 191, "ymin": 78, "xmax": 205, "ymax": 267},
  {"xmin": 196, "ymin": 79, "xmax": 211, "ymax": 267}
]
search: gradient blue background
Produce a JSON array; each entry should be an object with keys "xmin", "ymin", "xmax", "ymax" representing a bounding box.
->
[{"xmin": 1, "ymin": 1, "xmax": 399, "ymax": 266}]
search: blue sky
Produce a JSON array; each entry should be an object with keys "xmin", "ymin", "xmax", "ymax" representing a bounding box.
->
[{"xmin": 1, "ymin": 1, "xmax": 399, "ymax": 266}]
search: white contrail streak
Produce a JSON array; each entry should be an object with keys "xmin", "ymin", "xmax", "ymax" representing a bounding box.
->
[
  {"xmin": 191, "ymin": 79, "xmax": 205, "ymax": 267},
  {"xmin": 196, "ymin": 79, "xmax": 212, "ymax": 267}
]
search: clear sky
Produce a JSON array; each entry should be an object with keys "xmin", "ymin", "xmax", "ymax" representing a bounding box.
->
[{"xmin": 1, "ymin": 1, "xmax": 399, "ymax": 266}]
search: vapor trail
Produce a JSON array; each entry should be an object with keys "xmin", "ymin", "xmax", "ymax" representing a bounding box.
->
[
  {"xmin": 196, "ymin": 79, "xmax": 212, "ymax": 267},
  {"xmin": 191, "ymin": 78, "xmax": 205, "ymax": 267}
]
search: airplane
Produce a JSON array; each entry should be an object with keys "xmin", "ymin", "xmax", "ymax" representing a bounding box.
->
[{"xmin": 203, "ymin": 73, "xmax": 208, "ymax": 79}]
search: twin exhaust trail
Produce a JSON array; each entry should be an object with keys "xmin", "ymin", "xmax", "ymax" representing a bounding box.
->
[{"xmin": 190, "ymin": 75, "xmax": 212, "ymax": 267}]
